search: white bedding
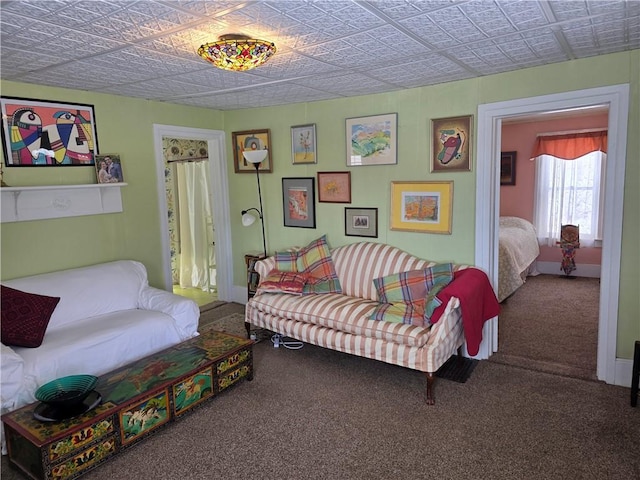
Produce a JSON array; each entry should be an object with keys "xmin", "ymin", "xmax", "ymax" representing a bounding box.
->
[{"xmin": 498, "ymin": 216, "xmax": 540, "ymax": 302}]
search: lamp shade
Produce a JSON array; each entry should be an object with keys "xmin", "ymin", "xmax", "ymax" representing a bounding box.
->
[
  {"xmin": 242, "ymin": 212, "xmax": 257, "ymax": 227},
  {"xmin": 198, "ymin": 35, "xmax": 276, "ymax": 72},
  {"xmin": 242, "ymin": 150, "xmax": 268, "ymax": 164}
]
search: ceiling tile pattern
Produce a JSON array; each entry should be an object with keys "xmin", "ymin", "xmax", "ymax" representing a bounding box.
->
[{"xmin": 1, "ymin": 0, "xmax": 638, "ymax": 110}]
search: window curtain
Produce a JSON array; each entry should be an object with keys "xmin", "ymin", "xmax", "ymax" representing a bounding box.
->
[
  {"xmin": 176, "ymin": 161, "xmax": 213, "ymax": 289},
  {"xmin": 532, "ymin": 130, "xmax": 606, "ymax": 248},
  {"xmin": 530, "ymin": 130, "xmax": 607, "ymax": 160}
]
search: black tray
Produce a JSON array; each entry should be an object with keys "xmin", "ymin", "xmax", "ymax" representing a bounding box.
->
[{"xmin": 33, "ymin": 391, "xmax": 102, "ymax": 422}]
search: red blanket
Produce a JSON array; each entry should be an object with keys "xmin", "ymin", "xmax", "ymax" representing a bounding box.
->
[{"xmin": 430, "ymin": 268, "xmax": 500, "ymax": 356}]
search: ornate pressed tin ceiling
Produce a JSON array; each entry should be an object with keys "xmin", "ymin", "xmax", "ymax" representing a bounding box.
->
[{"xmin": 1, "ymin": 0, "xmax": 638, "ymax": 110}]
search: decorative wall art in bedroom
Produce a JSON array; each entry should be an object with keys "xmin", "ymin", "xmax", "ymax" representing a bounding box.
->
[
  {"xmin": 95, "ymin": 154, "xmax": 124, "ymax": 184},
  {"xmin": 291, "ymin": 124, "xmax": 317, "ymax": 164},
  {"xmin": 1, "ymin": 96, "xmax": 98, "ymax": 166},
  {"xmin": 282, "ymin": 177, "xmax": 316, "ymax": 228},
  {"xmin": 232, "ymin": 129, "xmax": 272, "ymax": 173},
  {"xmin": 317, "ymin": 171, "xmax": 351, "ymax": 203},
  {"xmin": 390, "ymin": 181, "xmax": 453, "ymax": 234},
  {"xmin": 345, "ymin": 207, "xmax": 378, "ymax": 238},
  {"xmin": 346, "ymin": 113, "xmax": 397, "ymax": 166},
  {"xmin": 500, "ymin": 151, "xmax": 517, "ymax": 185},
  {"xmin": 431, "ymin": 115, "xmax": 472, "ymax": 173}
]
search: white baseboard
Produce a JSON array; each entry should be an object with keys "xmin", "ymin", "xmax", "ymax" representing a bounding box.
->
[
  {"xmin": 229, "ymin": 285, "xmax": 249, "ymax": 305},
  {"xmin": 535, "ymin": 261, "xmax": 601, "ymax": 278},
  {"xmin": 615, "ymin": 357, "xmax": 634, "ymax": 388}
]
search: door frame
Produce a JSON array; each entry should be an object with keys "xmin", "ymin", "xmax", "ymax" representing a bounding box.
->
[
  {"xmin": 475, "ymin": 84, "xmax": 630, "ymax": 386},
  {"xmin": 153, "ymin": 124, "xmax": 233, "ymax": 301}
]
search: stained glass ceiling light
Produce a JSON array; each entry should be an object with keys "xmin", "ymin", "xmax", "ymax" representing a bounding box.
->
[{"xmin": 198, "ymin": 34, "xmax": 276, "ymax": 72}]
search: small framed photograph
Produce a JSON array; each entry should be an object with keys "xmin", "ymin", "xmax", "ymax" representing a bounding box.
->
[
  {"xmin": 95, "ymin": 154, "xmax": 124, "ymax": 183},
  {"xmin": 345, "ymin": 208, "xmax": 378, "ymax": 238},
  {"xmin": 500, "ymin": 151, "xmax": 517, "ymax": 185},
  {"xmin": 282, "ymin": 177, "xmax": 316, "ymax": 228},
  {"xmin": 291, "ymin": 124, "xmax": 317, "ymax": 164},
  {"xmin": 390, "ymin": 181, "xmax": 453, "ymax": 234},
  {"xmin": 317, "ymin": 171, "xmax": 351, "ymax": 203},
  {"xmin": 346, "ymin": 113, "xmax": 397, "ymax": 166},
  {"xmin": 232, "ymin": 129, "xmax": 272, "ymax": 173},
  {"xmin": 1, "ymin": 96, "xmax": 98, "ymax": 167},
  {"xmin": 431, "ymin": 115, "xmax": 473, "ymax": 172}
]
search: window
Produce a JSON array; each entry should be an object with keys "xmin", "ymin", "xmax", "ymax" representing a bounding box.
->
[{"xmin": 533, "ymin": 151, "xmax": 605, "ymax": 247}]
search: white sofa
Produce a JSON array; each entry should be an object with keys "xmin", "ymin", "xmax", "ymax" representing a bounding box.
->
[{"xmin": 1, "ymin": 260, "xmax": 199, "ymax": 452}]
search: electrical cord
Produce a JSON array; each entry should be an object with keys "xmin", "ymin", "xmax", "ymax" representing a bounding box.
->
[{"xmin": 271, "ymin": 333, "xmax": 304, "ymax": 350}]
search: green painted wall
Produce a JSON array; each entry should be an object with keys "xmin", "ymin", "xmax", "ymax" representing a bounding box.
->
[
  {"xmin": 1, "ymin": 50, "xmax": 638, "ymax": 359},
  {"xmin": 226, "ymin": 50, "xmax": 639, "ymax": 359},
  {"xmin": 0, "ymin": 83, "xmax": 224, "ymax": 285}
]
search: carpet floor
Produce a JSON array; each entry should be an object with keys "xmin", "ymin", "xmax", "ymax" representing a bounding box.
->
[
  {"xmin": 490, "ymin": 274, "xmax": 600, "ymax": 380},
  {"xmin": 2, "ymin": 302, "xmax": 637, "ymax": 480}
]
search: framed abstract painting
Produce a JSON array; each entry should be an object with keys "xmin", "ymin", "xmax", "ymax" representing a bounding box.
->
[
  {"xmin": 282, "ymin": 177, "xmax": 316, "ymax": 228},
  {"xmin": 430, "ymin": 115, "xmax": 472, "ymax": 172},
  {"xmin": 232, "ymin": 129, "xmax": 272, "ymax": 173},
  {"xmin": 1, "ymin": 96, "xmax": 98, "ymax": 167}
]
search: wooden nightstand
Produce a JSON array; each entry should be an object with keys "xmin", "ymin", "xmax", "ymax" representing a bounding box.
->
[
  {"xmin": 244, "ymin": 253, "xmax": 265, "ymax": 338},
  {"xmin": 245, "ymin": 253, "xmax": 265, "ymax": 300}
]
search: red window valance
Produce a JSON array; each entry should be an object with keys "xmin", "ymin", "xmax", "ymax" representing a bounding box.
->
[{"xmin": 531, "ymin": 130, "xmax": 607, "ymax": 160}]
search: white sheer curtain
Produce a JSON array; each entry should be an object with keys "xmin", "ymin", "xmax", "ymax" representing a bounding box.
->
[
  {"xmin": 176, "ymin": 161, "xmax": 213, "ymax": 289},
  {"xmin": 533, "ymin": 151, "xmax": 605, "ymax": 247}
]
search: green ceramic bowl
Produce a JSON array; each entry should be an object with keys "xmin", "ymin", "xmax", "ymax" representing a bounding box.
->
[{"xmin": 35, "ymin": 375, "xmax": 98, "ymax": 409}]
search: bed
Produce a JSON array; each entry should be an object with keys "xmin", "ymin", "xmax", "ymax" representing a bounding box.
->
[{"xmin": 498, "ymin": 216, "xmax": 540, "ymax": 302}]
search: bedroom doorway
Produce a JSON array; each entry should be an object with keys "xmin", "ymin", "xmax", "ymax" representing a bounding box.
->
[
  {"xmin": 476, "ymin": 84, "xmax": 630, "ymax": 387},
  {"xmin": 493, "ymin": 110, "xmax": 607, "ymax": 379},
  {"xmin": 153, "ymin": 125, "xmax": 233, "ymax": 302}
]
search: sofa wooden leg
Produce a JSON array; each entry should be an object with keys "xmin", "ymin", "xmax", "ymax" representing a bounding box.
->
[
  {"xmin": 425, "ymin": 372, "xmax": 436, "ymax": 405},
  {"xmin": 244, "ymin": 321, "xmax": 251, "ymax": 339}
]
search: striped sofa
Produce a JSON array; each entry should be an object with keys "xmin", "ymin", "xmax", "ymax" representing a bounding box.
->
[{"xmin": 245, "ymin": 242, "xmax": 468, "ymax": 404}]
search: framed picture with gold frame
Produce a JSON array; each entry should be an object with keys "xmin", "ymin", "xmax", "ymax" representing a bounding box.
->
[
  {"xmin": 430, "ymin": 115, "xmax": 472, "ymax": 172},
  {"xmin": 232, "ymin": 129, "xmax": 272, "ymax": 173},
  {"xmin": 390, "ymin": 181, "xmax": 453, "ymax": 234}
]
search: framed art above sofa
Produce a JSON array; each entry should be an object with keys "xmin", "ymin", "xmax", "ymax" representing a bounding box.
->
[
  {"xmin": 390, "ymin": 181, "xmax": 453, "ymax": 234},
  {"xmin": 282, "ymin": 177, "xmax": 316, "ymax": 228}
]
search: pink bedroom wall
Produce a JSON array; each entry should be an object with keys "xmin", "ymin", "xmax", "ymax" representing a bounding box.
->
[{"xmin": 500, "ymin": 112, "xmax": 608, "ymax": 265}]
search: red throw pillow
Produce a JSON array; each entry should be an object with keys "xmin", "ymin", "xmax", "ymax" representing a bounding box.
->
[{"xmin": 1, "ymin": 285, "xmax": 60, "ymax": 348}]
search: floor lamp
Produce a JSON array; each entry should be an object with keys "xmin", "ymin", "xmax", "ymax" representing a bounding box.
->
[{"xmin": 241, "ymin": 150, "xmax": 268, "ymax": 258}]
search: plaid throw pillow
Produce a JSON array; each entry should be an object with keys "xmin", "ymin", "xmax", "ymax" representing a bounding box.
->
[
  {"xmin": 257, "ymin": 269, "xmax": 309, "ymax": 295},
  {"xmin": 272, "ymin": 236, "xmax": 342, "ymax": 295},
  {"xmin": 369, "ymin": 299, "xmax": 428, "ymax": 327},
  {"xmin": 373, "ymin": 264, "xmax": 454, "ymax": 304},
  {"xmin": 275, "ymin": 251, "xmax": 298, "ymax": 272},
  {"xmin": 371, "ymin": 263, "xmax": 454, "ymax": 325}
]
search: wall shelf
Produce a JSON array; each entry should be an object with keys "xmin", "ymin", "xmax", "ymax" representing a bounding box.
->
[{"xmin": 1, "ymin": 183, "xmax": 127, "ymax": 223}]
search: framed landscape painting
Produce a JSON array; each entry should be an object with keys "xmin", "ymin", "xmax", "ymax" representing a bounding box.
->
[
  {"xmin": 390, "ymin": 181, "xmax": 453, "ymax": 234},
  {"xmin": 346, "ymin": 113, "xmax": 397, "ymax": 166},
  {"xmin": 1, "ymin": 96, "xmax": 98, "ymax": 166}
]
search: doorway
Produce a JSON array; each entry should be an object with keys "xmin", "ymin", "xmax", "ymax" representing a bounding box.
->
[
  {"xmin": 167, "ymin": 147, "xmax": 217, "ymax": 307},
  {"xmin": 475, "ymin": 84, "xmax": 630, "ymax": 386},
  {"xmin": 153, "ymin": 125, "xmax": 233, "ymax": 303}
]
